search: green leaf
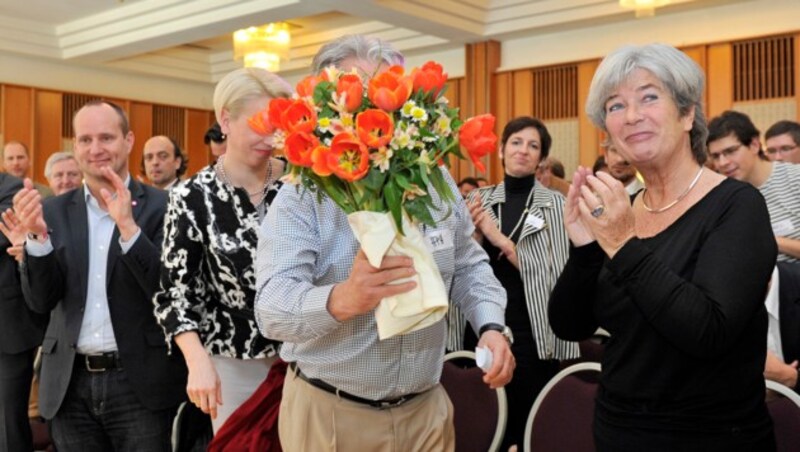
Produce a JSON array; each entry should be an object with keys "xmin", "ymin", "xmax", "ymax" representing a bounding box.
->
[
  {"xmin": 395, "ymin": 172, "xmax": 413, "ymax": 191},
  {"xmin": 405, "ymin": 197, "xmax": 436, "ymax": 227},
  {"xmin": 362, "ymin": 169, "xmax": 387, "ymax": 192},
  {"xmin": 384, "ymin": 181, "xmax": 404, "ymax": 234},
  {"xmin": 429, "ymin": 166, "xmax": 456, "ymax": 206}
]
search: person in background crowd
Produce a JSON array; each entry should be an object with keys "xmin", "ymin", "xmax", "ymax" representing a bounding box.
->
[
  {"xmin": 476, "ymin": 176, "xmax": 489, "ymax": 187},
  {"xmin": 458, "ymin": 177, "xmax": 479, "ymax": 198},
  {"xmin": 256, "ymin": 34, "xmax": 514, "ymax": 451},
  {"xmin": 707, "ymin": 110, "xmax": 800, "ymax": 263},
  {"xmin": 592, "ymin": 154, "xmax": 608, "ymax": 174},
  {"xmin": 549, "ymin": 43, "xmax": 776, "ymax": 451},
  {"xmin": 468, "ymin": 116, "xmax": 578, "ymax": 450},
  {"xmin": 763, "ymin": 262, "xmax": 800, "ymax": 393},
  {"xmin": 153, "ymin": 68, "xmax": 290, "ymax": 435},
  {"xmin": 204, "ymin": 122, "xmax": 227, "ymax": 159},
  {"xmin": 3, "ymin": 141, "xmax": 53, "ymax": 198},
  {"xmin": 15, "ymin": 100, "xmax": 186, "ymax": 451},
  {"xmin": 0, "ymin": 172, "xmax": 47, "ymax": 452},
  {"xmin": 536, "ymin": 156, "xmax": 569, "ymax": 196},
  {"xmin": 765, "ymin": 120, "xmax": 800, "ymax": 164},
  {"xmin": 141, "ymin": 135, "xmax": 186, "ymax": 190},
  {"xmin": 603, "ymin": 143, "xmax": 644, "ymax": 195},
  {"xmin": 44, "ymin": 151, "xmax": 82, "ymax": 196}
]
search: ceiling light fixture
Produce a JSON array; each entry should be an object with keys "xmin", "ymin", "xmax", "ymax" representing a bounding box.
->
[
  {"xmin": 619, "ymin": 0, "xmax": 671, "ymax": 18},
  {"xmin": 233, "ymin": 22, "xmax": 291, "ymax": 72}
]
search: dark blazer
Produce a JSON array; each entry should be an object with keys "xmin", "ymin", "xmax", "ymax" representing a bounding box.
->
[
  {"xmin": 20, "ymin": 180, "xmax": 187, "ymax": 419},
  {"xmin": 778, "ymin": 261, "xmax": 800, "ymax": 365},
  {"xmin": 0, "ymin": 173, "xmax": 47, "ymax": 354}
]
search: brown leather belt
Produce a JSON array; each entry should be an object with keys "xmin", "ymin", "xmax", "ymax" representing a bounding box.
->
[{"xmin": 290, "ymin": 362, "xmax": 420, "ymax": 409}]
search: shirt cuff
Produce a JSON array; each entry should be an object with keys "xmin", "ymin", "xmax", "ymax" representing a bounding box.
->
[
  {"xmin": 606, "ymin": 237, "xmax": 650, "ymax": 280},
  {"xmin": 119, "ymin": 228, "xmax": 141, "ymax": 254},
  {"xmin": 25, "ymin": 237, "xmax": 53, "ymax": 256},
  {"xmin": 301, "ymin": 285, "xmax": 341, "ymax": 336}
]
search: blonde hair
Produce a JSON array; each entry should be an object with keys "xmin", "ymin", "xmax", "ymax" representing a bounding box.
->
[{"xmin": 213, "ymin": 68, "xmax": 292, "ymax": 121}]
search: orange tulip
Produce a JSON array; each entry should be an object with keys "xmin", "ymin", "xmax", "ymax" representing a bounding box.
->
[
  {"xmin": 283, "ymin": 99, "xmax": 318, "ymax": 134},
  {"xmin": 268, "ymin": 98, "xmax": 292, "ymax": 130},
  {"xmin": 311, "ymin": 145, "xmax": 333, "ymax": 177},
  {"xmin": 458, "ymin": 114, "xmax": 497, "ymax": 173},
  {"xmin": 356, "ymin": 109, "xmax": 394, "ymax": 149},
  {"xmin": 327, "ymin": 132, "xmax": 370, "ymax": 182},
  {"xmin": 247, "ymin": 109, "xmax": 274, "ymax": 136},
  {"xmin": 412, "ymin": 61, "xmax": 447, "ymax": 99},
  {"xmin": 368, "ymin": 65, "xmax": 413, "ymax": 112},
  {"xmin": 297, "ymin": 75, "xmax": 322, "ymax": 98},
  {"xmin": 336, "ymin": 73, "xmax": 364, "ymax": 113},
  {"xmin": 284, "ymin": 132, "xmax": 318, "ymax": 167}
]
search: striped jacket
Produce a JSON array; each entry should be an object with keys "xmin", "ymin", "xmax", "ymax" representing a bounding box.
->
[{"xmin": 467, "ymin": 182, "xmax": 579, "ymax": 360}]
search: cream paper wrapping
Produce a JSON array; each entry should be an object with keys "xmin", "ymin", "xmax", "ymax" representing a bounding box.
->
[{"xmin": 347, "ymin": 211, "xmax": 449, "ymax": 340}]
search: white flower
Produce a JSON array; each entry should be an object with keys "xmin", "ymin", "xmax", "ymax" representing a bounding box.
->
[
  {"xmin": 401, "ymin": 100, "xmax": 417, "ymax": 117},
  {"xmin": 318, "ymin": 116, "xmax": 333, "ymax": 134},
  {"xmin": 434, "ymin": 114, "xmax": 452, "ymax": 137},
  {"xmin": 370, "ymin": 146, "xmax": 393, "ymax": 173},
  {"xmin": 323, "ymin": 65, "xmax": 340, "ymax": 82},
  {"xmin": 410, "ymin": 106, "xmax": 428, "ymax": 122},
  {"xmin": 403, "ymin": 184, "xmax": 427, "ymax": 201}
]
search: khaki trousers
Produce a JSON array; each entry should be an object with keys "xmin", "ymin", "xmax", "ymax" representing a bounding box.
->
[{"xmin": 279, "ymin": 369, "xmax": 455, "ymax": 452}]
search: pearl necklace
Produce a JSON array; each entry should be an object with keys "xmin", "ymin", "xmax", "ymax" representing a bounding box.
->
[
  {"xmin": 215, "ymin": 155, "xmax": 273, "ymax": 205},
  {"xmin": 642, "ymin": 166, "xmax": 704, "ymax": 214}
]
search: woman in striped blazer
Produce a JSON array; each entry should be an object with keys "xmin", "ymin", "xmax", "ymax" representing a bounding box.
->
[{"xmin": 467, "ymin": 116, "xmax": 579, "ymax": 450}]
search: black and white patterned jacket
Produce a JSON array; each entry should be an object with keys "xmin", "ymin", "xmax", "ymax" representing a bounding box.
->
[{"xmin": 154, "ymin": 165, "xmax": 280, "ymax": 359}]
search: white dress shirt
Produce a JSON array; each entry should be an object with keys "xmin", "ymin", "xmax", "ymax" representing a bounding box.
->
[{"xmin": 765, "ymin": 265, "xmax": 783, "ymax": 361}]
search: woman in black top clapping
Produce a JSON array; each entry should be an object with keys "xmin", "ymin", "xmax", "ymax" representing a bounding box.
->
[{"xmin": 548, "ymin": 43, "xmax": 776, "ymax": 451}]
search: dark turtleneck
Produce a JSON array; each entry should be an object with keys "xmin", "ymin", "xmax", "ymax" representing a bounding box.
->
[{"xmin": 482, "ymin": 173, "xmax": 536, "ymax": 335}]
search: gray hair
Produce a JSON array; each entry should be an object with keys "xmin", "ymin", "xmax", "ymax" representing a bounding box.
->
[
  {"xmin": 311, "ymin": 35, "xmax": 405, "ymax": 73},
  {"xmin": 585, "ymin": 43, "xmax": 708, "ymax": 164},
  {"xmin": 44, "ymin": 151, "xmax": 78, "ymax": 179}
]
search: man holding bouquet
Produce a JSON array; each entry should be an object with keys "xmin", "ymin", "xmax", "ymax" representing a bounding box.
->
[{"xmin": 255, "ymin": 35, "xmax": 514, "ymax": 450}]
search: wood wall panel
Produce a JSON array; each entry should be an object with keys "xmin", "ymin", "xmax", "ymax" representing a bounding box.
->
[
  {"xmin": 129, "ymin": 102, "xmax": 153, "ymax": 181},
  {"xmin": 493, "ymin": 72, "xmax": 513, "ymax": 185},
  {"xmin": 465, "ymin": 41, "xmax": 501, "ymax": 183},
  {"xmin": 34, "ymin": 90, "xmax": 63, "ymax": 183},
  {"xmin": 707, "ymin": 43, "xmax": 734, "ymax": 119},
  {"xmin": 795, "ymin": 33, "xmax": 800, "ymax": 120},
  {"xmin": 512, "ymin": 70, "xmax": 533, "ymax": 118},
  {"xmin": 2, "ymin": 85, "xmax": 34, "ymax": 153},
  {"xmin": 577, "ymin": 60, "xmax": 601, "ymax": 168},
  {"xmin": 186, "ymin": 109, "xmax": 213, "ymax": 176}
]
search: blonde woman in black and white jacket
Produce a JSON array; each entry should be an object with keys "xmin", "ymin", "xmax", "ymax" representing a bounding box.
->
[{"xmin": 467, "ymin": 116, "xmax": 579, "ymax": 451}]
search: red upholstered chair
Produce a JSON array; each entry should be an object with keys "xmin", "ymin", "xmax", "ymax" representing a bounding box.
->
[
  {"xmin": 765, "ymin": 379, "xmax": 800, "ymax": 452},
  {"xmin": 524, "ymin": 362, "xmax": 600, "ymax": 452},
  {"xmin": 441, "ymin": 351, "xmax": 507, "ymax": 452}
]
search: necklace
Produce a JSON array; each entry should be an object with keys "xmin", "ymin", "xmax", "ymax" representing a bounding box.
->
[
  {"xmin": 498, "ymin": 185, "xmax": 536, "ymax": 242},
  {"xmin": 216, "ymin": 155, "xmax": 273, "ymax": 204},
  {"xmin": 642, "ymin": 166, "xmax": 704, "ymax": 213}
]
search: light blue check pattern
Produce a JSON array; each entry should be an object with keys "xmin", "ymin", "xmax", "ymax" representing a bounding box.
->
[{"xmin": 255, "ymin": 170, "xmax": 506, "ymax": 400}]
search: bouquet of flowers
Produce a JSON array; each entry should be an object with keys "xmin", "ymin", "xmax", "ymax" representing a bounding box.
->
[{"xmin": 251, "ymin": 61, "xmax": 496, "ymax": 339}]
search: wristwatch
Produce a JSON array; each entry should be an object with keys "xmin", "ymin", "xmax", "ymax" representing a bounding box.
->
[{"xmin": 479, "ymin": 323, "xmax": 514, "ymax": 345}]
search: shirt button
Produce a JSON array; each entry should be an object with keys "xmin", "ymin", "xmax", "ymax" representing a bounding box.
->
[
  {"xmin": 94, "ymin": 333, "xmax": 100, "ymax": 338},
  {"xmin": 95, "ymin": 304, "xmax": 101, "ymax": 308},
  {"xmin": 96, "ymin": 274, "xmax": 102, "ymax": 279},
  {"xmin": 99, "ymin": 245, "xmax": 105, "ymax": 251}
]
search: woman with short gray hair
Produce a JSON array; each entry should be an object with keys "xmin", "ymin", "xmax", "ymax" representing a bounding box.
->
[{"xmin": 549, "ymin": 43, "xmax": 776, "ymax": 450}]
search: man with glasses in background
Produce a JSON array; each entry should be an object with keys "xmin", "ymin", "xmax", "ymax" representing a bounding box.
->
[
  {"xmin": 707, "ymin": 110, "xmax": 800, "ymax": 263},
  {"xmin": 765, "ymin": 120, "xmax": 800, "ymax": 164}
]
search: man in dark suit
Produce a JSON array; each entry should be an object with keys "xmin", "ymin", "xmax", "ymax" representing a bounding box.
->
[
  {"xmin": 0, "ymin": 172, "xmax": 48, "ymax": 451},
  {"xmin": 768, "ymin": 262, "xmax": 800, "ymax": 393},
  {"xmin": 15, "ymin": 100, "xmax": 186, "ymax": 451}
]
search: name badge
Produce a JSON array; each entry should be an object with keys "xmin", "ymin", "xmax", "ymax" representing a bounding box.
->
[
  {"xmin": 525, "ymin": 214, "xmax": 545, "ymax": 231},
  {"xmin": 772, "ymin": 218, "xmax": 795, "ymax": 237},
  {"xmin": 425, "ymin": 229, "xmax": 454, "ymax": 252}
]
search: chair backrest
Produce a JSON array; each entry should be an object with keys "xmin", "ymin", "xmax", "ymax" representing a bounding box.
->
[
  {"xmin": 524, "ymin": 362, "xmax": 600, "ymax": 452},
  {"xmin": 765, "ymin": 379, "xmax": 800, "ymax": 452},
  {"xmin": 441, "ymin": 351, "xmax": 508, "ymax": 452}
]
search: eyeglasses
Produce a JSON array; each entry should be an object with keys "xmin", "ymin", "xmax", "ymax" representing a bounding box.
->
[
  {"xmin": 765, "ymin": 144, "xmax": 798, "ymax": 156},
  {"xmin": 708, "ymin": 144, "xmax": 745, "ymax": 162}
]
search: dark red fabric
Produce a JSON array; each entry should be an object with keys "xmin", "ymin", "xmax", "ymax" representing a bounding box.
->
[{"xmin": 207, "ymin": 359, "xmax": 287, "ymax": 452}]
